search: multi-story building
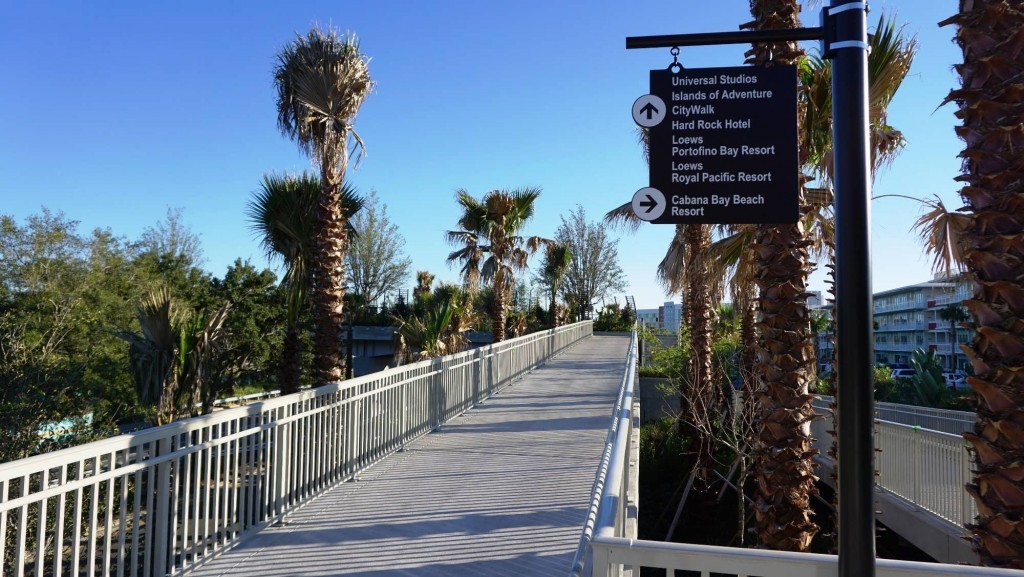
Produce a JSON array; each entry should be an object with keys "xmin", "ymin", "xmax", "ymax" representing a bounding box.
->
[
  {"xmin": 813, "ymin": 276, "xmax": 972, "ymax": 373},
  {"xmin": 636, "ymin": 301, "xmax": 683, "ymax": 333},
  {"xmin": 873, "ymin": 277, "xmax": 971, "ymax": 371}
]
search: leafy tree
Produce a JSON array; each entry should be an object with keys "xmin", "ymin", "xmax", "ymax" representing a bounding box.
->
[
  {"xmin": 0, "ymin": 211, "xmax": 135, "ymax": 460},
  {"xmin": 446, "ymin": 188, "xmax": 546, "ymax": 342},
  {"xmin": 208, "ymin": 260, "xmax": 285, "ymax": 388},
  {"xmin": 556, "ymin": 205, "xmax": 627, "ymax": 322},
  {"xmin": 940, "ymin": 2, "xmax": 1024, "ymax": 566},
  {"xmin": 346, "ymin": 191, "xmax": 412, "ymax": 308},
  {"xmin": 138, "ymin": 207, "xmax": 205, "ymax": 269},
  {"xmin": 274, "ymin": 26, "xmax": 374, "ymax": 387}
]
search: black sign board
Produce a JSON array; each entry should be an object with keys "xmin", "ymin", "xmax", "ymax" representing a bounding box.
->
[{"xmin": 634, "ymin": 65, "xmax": 799, "ymax": 224}]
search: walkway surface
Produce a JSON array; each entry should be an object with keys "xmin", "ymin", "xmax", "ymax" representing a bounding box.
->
[{"xmin": 191, "ymin": 334, "xmax": 630, "ymax": 577}]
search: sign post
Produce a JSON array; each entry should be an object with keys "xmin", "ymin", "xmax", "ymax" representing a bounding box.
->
[{"xmin": 627, "ymin": 3, "xmax": 875, "ymax": 575}]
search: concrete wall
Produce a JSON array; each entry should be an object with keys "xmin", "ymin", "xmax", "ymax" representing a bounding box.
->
[{"xmin": 638, "ymin": 377, "xmax": 679, "ymax": 424}]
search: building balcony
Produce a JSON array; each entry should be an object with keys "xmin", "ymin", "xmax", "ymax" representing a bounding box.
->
[
  {"xmin": 874, "ymin": 343, "xmax": 925, "ymax": 352},
  {"xmin": 874, "ymin": 322, "xmax": 928, "ymax": 332}
]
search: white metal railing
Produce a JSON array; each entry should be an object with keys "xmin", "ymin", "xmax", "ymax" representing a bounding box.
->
[
  {"xmin": 571, "ymin": 331, "xmax": 638, "ymax": 577},
  {"xmin": 812, "ymin": 397, "xmax": 976, "ymax": 527},
  {"xmin": 817, "ymin": 395, "xmax": 974, "ymax": 435},
  {"xmin": 0, "ymin": 321, "xmax": 592, "ymax": 577},
  {"xmin": 580, "ymin": 377, "xmax": 1012, "ymax": 576}
]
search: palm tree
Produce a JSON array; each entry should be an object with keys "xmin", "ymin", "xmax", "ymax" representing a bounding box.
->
[
  {"xmin": 117, "ymin": 289, "xmax": 231, "ymax": 425},
  {"xmin": 539, "ymin": 242, "xmax": 572, "ymax": 328},
  {"xmin": 247, "ymin": 172, "xmax": 362, "ymax": 394},
  {"xmin": 446, "ymin": 188, "xmax": 545, "ymax": 342},
  {"xmin": 742, "ymin": 0, "xmax": 820, "ymax": 553},
  {"xmin": 605, "ymin": 144, "xmax": 722, "ymax": 481},
  {"xmin": 939, "ymin": 2, "xmax": 1024, "ymax": 566},
  {"xmin": 937, "ymin": 302, "xmax": 969, "ymax": 370},
  {"xmin": 274, "ymin": 27, "xmax": 373, "ymax": 387}
]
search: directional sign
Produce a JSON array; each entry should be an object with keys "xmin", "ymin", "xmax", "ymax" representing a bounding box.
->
[
  {"xmin": 631, "ymin": 94, "xmax": 666, "ymax": 127},
  {"xmin": 634, "ymin": 65, "xmax": 799, "ymax": 224},
  {"xmin": 631, "ymin": 187, "xmax": 666, "ymax": 221}
]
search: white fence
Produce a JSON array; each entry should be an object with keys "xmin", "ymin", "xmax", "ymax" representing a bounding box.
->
[
  {"xmin": 579, "ymin": 341, "xmax": 1016, "ymax": 577},
  {"xmin": 818, "ymin": 395, "xmax": 974, "ymax": 435},
  {"xmin": 812, "ymin": 397, "xmax": 976, "ymax": 527},
  {"xmin": 0, "ymin": 322, "xmax": 592, "ymax": 577}
]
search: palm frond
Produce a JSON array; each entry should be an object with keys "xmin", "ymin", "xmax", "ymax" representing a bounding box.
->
[
  {"xmin": 911, "ymin": 195, "xmax": 969, "ymax": 279},
  {"xmin": 604, "ymin": 201, "xmax": 643, "ymax": 233}
]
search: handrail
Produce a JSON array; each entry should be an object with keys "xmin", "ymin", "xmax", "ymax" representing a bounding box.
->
[
  {"xmin": 0, "ymin": 321, "xmax": 593, "ymax": 577},
  {"xmin": 570, "ymin": 331, "xmax": 637, "ymax": 576}
]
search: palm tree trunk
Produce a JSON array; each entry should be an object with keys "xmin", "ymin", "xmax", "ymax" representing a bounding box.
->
[
  {"xmin": 493, "ymin": 271, "xmax": 508, "ymax": 342},
  {"xmin": 683, "ymin": 223, "xmax": 716, "ymax": 479},
  {"xmin": 746, "ymin": 0, "xmax": 819, "ymax": 552},
  {"xmin": 279, "ymin": 323, "xmax": 303, "ymax": 394},
  {"xmin": 549, "ymin": 291, "xmax": 560, "ymax": 329},
  {"xmin": 941, "ymin": 1, "xmax": 1024, "ymax": 568},
  {"xmin": 311, "ymin": 176, "xmax": 350, "ymax": 386}
]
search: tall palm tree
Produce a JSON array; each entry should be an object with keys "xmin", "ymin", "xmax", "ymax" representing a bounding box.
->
[
  {"xmin": 446, "ymin": 188, "xmax": 544, "ymax": 342},
  {"xmin": 743, "ymin": 0, "xmax": 819, "ymax": 553},
  {"xmin": 939, "ymin": 2, "xmax": 1024, "ymax": 567},
  {"xmin": 247, "ymin": 172, "xmax": 362, "ymax": 394},
  {"xmin": 274, "ymin": 27, "xmax": 373, "ymax": 387}
]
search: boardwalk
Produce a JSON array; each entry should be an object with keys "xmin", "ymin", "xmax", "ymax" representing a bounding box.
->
[{"xmin": 191, "ymin": 334, "xmax": 630, "ymax": 577}]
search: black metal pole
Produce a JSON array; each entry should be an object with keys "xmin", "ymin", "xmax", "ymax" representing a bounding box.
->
[
  {"xmin": 626, "ymin": 27, "xmax": 823, "ymax": 49},
  {"xmin": 829, "ymin": 1, "xmax": 875, "ymax": 576}
]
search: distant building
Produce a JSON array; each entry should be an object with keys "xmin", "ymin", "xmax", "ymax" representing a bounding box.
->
[
  {"xmin": 812, "ymin": 276, "xmax": 973, "ymax": 373},
  {"xmin": 636, "ymin": 301, "xmax": 683, "ymax": 333},
  {"xmin": 874, "ymin": 276, "xmax": 972, "ymax": 371}
]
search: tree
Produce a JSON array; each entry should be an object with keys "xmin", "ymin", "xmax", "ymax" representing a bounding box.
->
[
  {"xmin": 0, "ymin": 211, "xmax": 139, "ymax": 460},
  {"xmin": 346, "ymin": 191, "xmax": 412, "ymax": 307},
  {"xmin": 247, "ymin": 172, "xmax": 362, "ymax": 393},
  {"xmin": 557, "ymin": 205, "xmax": 627, "ymax": 322},
  {"xmin": 116, "ymin": 289, "xmax": 231, "ymax": 424},
  {"xmin": 208, "ymin": 260, "xmax": 285, "ymax": 387},
  {"xmin": 535, "ymin": 242, "xmax": 572, "ymax": 327},
  {"xmin": 446, "ymin": 188, "xmax": 545, "ymax": 342},
  {"xmin": 138, "ymin": 207, "xmax": 205, "ymax": 269},
  {"xmin": 937, "ymin": 302, "xmax": 969, "ymax": 367},
  {"xmin": 274, "ymin": 27, "xmax": 374, "ymax": 387},
  {"xmin": 940, "ymin": 1, "xmax": 1024, "ymax": 567},
  {"xmin": 744, "ymin": 0, "xmax": 819, "ymax": 552}
]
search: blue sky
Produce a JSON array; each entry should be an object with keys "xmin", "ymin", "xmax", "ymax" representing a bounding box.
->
[{"xmin": 0, "ymin": 1, "xmax": 963, "ymax": 309}]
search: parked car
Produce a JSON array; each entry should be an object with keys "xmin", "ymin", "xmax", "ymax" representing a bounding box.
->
[
  {"xmin": 943, "ymin": 372, "xmax": 967, "ymax": 390},
  {"xmin": 891, "ymin": 368, "xmax": 916, "ymax": 379}
]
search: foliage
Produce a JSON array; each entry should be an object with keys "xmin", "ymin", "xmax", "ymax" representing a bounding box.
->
[
  {"xmin": 556, "ymin": 205, "xmax": 627, "ymax": 322},
  {"xmin": 208, "ymin": 260, "xmax": 286, "ymax": 387},
  {"xmin": 909, "ymin": 348, "xmax": 951, "ymax": 407},
  {"xmin": 446, "ymin": 188, "xmax": 546, "ymax": 341},
  {"xmin": 246, "ymin": 172, "xmax": 362, "ymax": 392},
  {"xmin": 0, "ymin": 209, "xmax": 295, "ymax": 461},
  {"xmin": 593, "ymin": 303, "xmax": 634, "ymax": 332},
  {"xmin": 346, "ymin": 190, "xmax": 412, "ymax": 307},
  {"xmin": 274, "ymin": 26, "xmax": 374, "ymax": 386},
  {"xmin": 138, "ymin": 207, "xmax": 205, "ymax": 269},
  {"xmin": 533, "ymin": 242, "xmax": 572, "ymax": 327},
  {"xmin": 116, "ymin": 289, "xmax": 232, "ymax": 424}
]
